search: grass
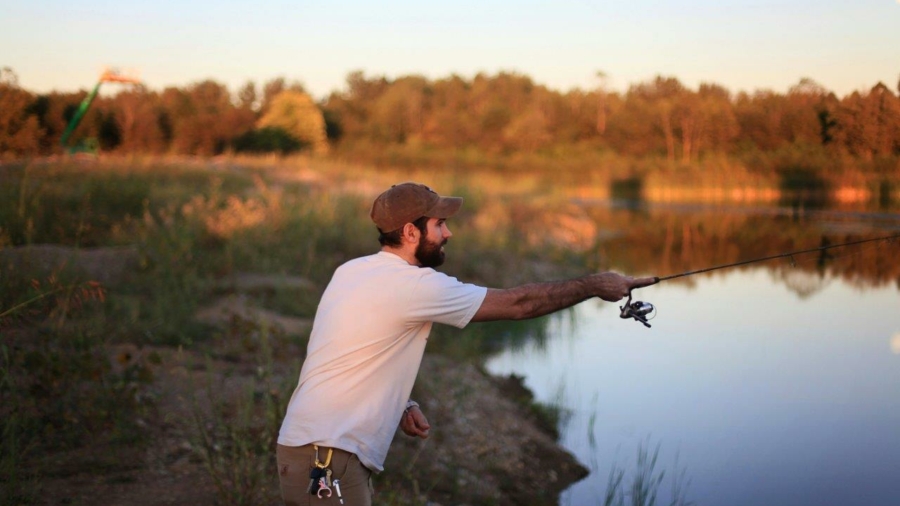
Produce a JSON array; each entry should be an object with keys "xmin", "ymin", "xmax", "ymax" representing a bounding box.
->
[
  {"xmin": 0, "ymin": 284, "xmax": 154, "ymax": 505},
  {"xmin": 601, "ymin": 439, "xmax": 694, "ymax": 506},
  {"xmin": 187, "ymin": 325, "xmax": 290, "ymax": 506}
]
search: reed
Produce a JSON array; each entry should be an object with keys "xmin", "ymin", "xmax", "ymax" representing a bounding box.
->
[{"xmin": 601, "ymin": 439, "xmax": 693, "ymax": 506}]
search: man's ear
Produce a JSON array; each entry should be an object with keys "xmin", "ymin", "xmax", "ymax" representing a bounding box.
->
[{"xmin": 400, "ymin": 222, "xmax": 420, "ymax": 245}]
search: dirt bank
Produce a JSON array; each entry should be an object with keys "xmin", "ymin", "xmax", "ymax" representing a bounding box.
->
[
  {"xmin": 8, "ymin": 245, "xmax": 588, "ymax": 505},
  {"xmin": 35, "ymin": 346, "xmax": 586, "ymax": 506}
]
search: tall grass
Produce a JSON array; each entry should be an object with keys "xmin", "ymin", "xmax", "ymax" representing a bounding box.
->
[
  {"xmin": 0, "ymin": 346, "xmax": 40, "ymax": 505},
  {"xmin": 0, "ymin": 275, "xmax": 153, "ymax": 505},
  {"xmin": 188, "ymin": 325, "xmax": 291, "ymax": 506},
  {"xmin": 601, "ymin": 440, "xmax": 693, "ymax": 506}
]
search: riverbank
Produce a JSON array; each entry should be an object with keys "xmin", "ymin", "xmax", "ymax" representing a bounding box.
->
[
  {"xmin": 1, "ymin": 242, "xmax": 587, "ymax": 505},
  {"xmin": 0, "ymin": 158, "xmax": 590, "ymax": 505},
  {"xmin": 19, "ymin": 339, "xmax": 586, "ymax": 506}
]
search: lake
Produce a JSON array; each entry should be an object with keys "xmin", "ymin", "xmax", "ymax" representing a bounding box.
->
[{"xmin": 485, "ymin": 200, "xmax": 900, "ymax": 506}]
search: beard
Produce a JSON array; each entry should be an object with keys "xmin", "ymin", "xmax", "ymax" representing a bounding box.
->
[{"xmin": 415, "ymin": 234, "xmax": 446, "ymax": 268}]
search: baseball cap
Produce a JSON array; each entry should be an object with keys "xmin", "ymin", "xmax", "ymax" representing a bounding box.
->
[{"xmin": 370, "ymin": 182, "xmax": 463, "ymax": 232}]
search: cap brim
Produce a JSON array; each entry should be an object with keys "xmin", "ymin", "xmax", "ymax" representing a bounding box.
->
[{"xmin": 426, "ymin": 196, "xmax": 463, "ymax": 219}]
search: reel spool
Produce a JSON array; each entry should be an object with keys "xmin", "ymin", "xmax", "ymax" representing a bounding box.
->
[{"xmin": 619, "ymin": 292, "xmax": 656, "ymax": 328}]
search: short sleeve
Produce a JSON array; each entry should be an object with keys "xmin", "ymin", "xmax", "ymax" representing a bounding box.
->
[{"xmin": 407, "ymin": 269, "xmax": 487, "ymax": 328}]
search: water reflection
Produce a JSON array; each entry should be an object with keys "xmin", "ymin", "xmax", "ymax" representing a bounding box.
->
[
  {"xmin": 582, "ymin": 203, "xmax": 900, "ymax": 289},
  {"xmin": 777, "ymin": 168, "xmax": 833, "ymax": 210},
  {"xmin": 487, "ymin": 270, "xmax": 900, "ymax": 506}
]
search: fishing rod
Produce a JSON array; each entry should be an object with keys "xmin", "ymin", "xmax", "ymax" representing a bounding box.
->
[{"xmin": 619, "ymin": 232, "xmax": 900, "ymax": 328}]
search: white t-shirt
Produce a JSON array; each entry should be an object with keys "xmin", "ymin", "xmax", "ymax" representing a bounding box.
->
[{"xmin": 278, "ymin": 251, "xmax": 487, "ymax": 471}]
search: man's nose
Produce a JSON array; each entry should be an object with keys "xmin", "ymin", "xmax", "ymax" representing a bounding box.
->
[{"xmin": 443, "ymin": 225, "xmax": 452, "ymax": 239}]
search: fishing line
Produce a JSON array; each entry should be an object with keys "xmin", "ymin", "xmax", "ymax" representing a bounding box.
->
[
  {"xmin": 655, "ymin": 233, "xmax": 900, "ymax": 282},
  {"xmin": 619, "ymin": 232, "xmax": 900, "ymax": 328},
  {"xmin": 783, "ymin": 237, "xmax": 889, "ymax": 267}
]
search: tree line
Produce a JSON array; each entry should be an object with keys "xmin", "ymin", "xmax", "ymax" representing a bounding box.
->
[{"xmin": 2, "ymin": 67, "xmax": 899, "ymax": 166}]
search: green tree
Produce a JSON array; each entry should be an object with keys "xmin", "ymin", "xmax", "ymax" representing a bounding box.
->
[
  {"xmin": 232, "ymin": 126, "xmax": 303, "ymax": 154},
  {"xmin": 258, "ymin": 90, "xmax": 328, "ymax": 154}
]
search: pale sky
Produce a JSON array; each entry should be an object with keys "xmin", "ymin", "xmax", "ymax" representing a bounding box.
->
[{"xmin": 2, "ymin": 0, "xmax": 898, "ymax": 100}]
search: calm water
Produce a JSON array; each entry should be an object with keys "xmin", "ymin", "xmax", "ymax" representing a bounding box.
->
[{"xmin": 486, "ymin": 205, "xmax": 900, "ymax": 506}]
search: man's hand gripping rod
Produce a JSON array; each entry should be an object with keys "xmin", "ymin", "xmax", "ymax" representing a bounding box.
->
[{"xmin": 619, "ymin": 277, "xmax": 660, "ymax": 328}]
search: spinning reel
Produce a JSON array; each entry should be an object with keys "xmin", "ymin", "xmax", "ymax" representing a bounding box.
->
[{"xmin": 619, "ymin": 292, "xmax": 656, "ymax": 328}]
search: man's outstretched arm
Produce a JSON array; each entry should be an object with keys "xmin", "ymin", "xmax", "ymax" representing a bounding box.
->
[{"xmin": 471, "ymin": 272, "xmax": 656, "ymax": 322}]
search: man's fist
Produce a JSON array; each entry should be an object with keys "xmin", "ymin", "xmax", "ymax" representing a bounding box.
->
[
  {"xmin": 399, "ymin": 405, "xmax": 431, "ymax": 439},
  {"xmin": 592, "ymin": 272, "xmax": 658, "ymax": 302}
]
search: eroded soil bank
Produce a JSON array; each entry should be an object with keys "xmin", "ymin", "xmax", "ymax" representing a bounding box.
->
[
  {"xmin": 4, "ymin": 244, "xmax": 586, "ymax": 506},
  {"xmin": 29, "ymin": 344, "xmax": 587, "ymax": 506}
]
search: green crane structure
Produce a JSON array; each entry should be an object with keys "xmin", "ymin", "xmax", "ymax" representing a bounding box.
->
[{"xmin": 59, "ymin": 69, "xmax": 140, "ymax": 152}]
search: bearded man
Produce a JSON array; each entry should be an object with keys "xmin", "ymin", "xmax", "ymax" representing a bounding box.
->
[{"xmin": 276, "ymin": 182, "xmax": 654, "ymax": 505}]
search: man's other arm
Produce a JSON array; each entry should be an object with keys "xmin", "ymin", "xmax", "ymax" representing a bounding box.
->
[{"xmin": 471, "ymin": 272, "xmax": 657, "ymax": 322}]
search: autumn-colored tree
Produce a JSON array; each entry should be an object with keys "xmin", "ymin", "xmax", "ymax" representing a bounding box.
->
[
  {"xmin": 258, "ymin": 90, "xmax": 328, "ymax": 154},
  {"xmin": 0, "ymin": 68, "xmax": 43, "ymax": 155},
  {"xmin": 420, "ymin": 74, "xmax": 478, "ymax": 147},
  {"xmin": 260, "ymin": 77, "xmax": 306, "ymax": 115},
  {"xmin": 833, "ymin": 83, "xmax": 900, "ymax": 159},
  {"xmin": 159, "ymin": 80, "xmax": 254, "ymax": 155},
  {"xmin": 323, "ymin": 71, "xmax": 390, "ymax": 144},
  {"xmin": 471, "ymin": 72, "xmax": 549, "ymax": 152},
  {"xmin": 108, "ymin": 87, "xmax": 167, "ymax": 153},
  {"xmin": 605, "ymin": 76, "xmax": 685, "ymax": 159},
  {"xmin": 2, "ymin": 67, "xmax": 899, "ymax": 164},
  {"xmin": 782, "ymin": 78, "xmax": 828, "ymax": 145},
  {"xmin": 678, "ymin": 83, "xmax": 739, "ymax": 161},
  {"xmin": 734, "ymin": 91, "xmax": 788, "ymax": 151},
  {"xmin": 237, "ymin": 81, "xmax": 258, "ymax": 112},
  {"xmin": 27, "ymin": 91, "xmax": 97, "ymax": 152},
  {"xmin": 733, "ymin": 79, "xmax": 830, "ymax": 153},
  {"xmin": 594, "ymin": 71, "xmax": 610, "ymax": 136},
  {"xmin": 556, "ymin": 87, "xmax": 614, "ymax": 144},
  {"xmin": 367, "ymin": 75, "xmax": 429, "ymax": 144}
]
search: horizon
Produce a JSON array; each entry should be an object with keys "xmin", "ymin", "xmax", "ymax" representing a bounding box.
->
[
  {"xmin": 3, "ymin": 1, "xmax": 898, "ymax": 101},
  {"xmin": 4, "ymin": 66, "xmax": 899, "ymax": 101}
]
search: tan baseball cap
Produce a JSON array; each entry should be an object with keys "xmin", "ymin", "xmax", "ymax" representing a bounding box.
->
[{"xmin": 370, "ymin": 182, "xmax": 463, "ymax": 232}]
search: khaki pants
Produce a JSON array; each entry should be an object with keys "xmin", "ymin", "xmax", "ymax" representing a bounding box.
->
[{"xmin": 277, "ymin": 444, "xmax": 373, "ymax": 506}]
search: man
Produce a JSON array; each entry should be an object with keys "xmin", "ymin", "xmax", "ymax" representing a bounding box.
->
[{"xmin": 277, "ymin": 182, "xmax": 654, "ymax": 505}]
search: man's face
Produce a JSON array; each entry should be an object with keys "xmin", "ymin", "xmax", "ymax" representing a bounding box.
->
[{"xmin": 414, "ymin": 218, "xmax": 452, "ymax": 268}]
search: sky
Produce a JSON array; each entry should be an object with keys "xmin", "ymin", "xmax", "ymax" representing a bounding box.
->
[{"xmin": 2, "ymin": 0, "xmax": 898, "ymax": 100}]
